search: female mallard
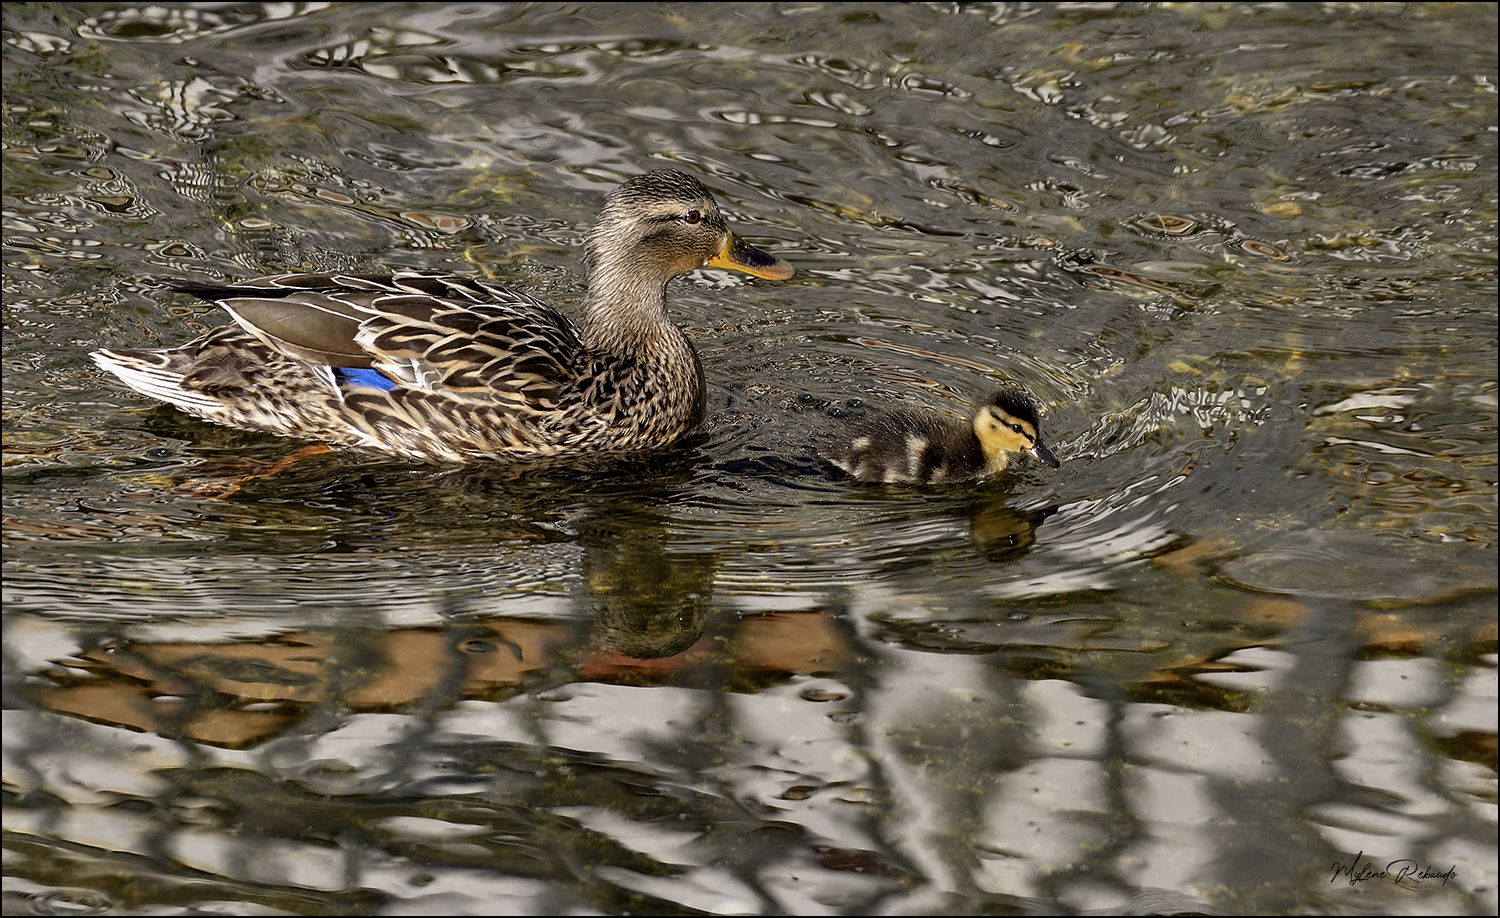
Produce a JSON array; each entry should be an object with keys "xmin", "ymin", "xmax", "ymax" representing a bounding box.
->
[
  {"xmin": 822, "ymin": 387, "xmax": 1061, "ymax": 484},
  {"xmin": 91, "ymin": 170, "xmax": 794, "ymax": 462}
]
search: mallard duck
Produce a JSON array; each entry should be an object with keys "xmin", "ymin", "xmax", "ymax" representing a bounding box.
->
[
  {"xmin": 822, "ymin": 387, "xmax": 1061, "ymax": 484},
  {"xmin": 91, "ymin": 170, "xmax": 794, "ymax": 462}
]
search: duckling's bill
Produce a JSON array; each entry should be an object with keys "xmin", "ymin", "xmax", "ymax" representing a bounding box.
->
[
  {"xmin": 1027, "ymin": 440, "xmax": 1062, "ymax": 469},
  {"xmin": 707, "ymin": 231, "xmax": 795, "ymax": 280}
]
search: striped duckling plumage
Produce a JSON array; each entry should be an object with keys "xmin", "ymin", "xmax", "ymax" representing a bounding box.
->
[
  {"xmin": 92, "ymin": 170, "xmax": 794, "ymax": 462},
  {"xmin": 823, "ymin": 387, "xmax": 1061, "ymax": 485}
]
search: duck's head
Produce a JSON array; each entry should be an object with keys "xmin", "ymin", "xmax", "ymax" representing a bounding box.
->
[
  {"xmin": 584, "ymin": 170, "xmax": 794, "ymax": 292},
  {"xmin": 973, "ymin": 388, "xmax": 1061, "ymax": 471}
]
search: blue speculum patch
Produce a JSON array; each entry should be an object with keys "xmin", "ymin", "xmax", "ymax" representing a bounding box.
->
[{"xmin": 336, "ymin": 367, "xmax": 398, "ymax": 391}]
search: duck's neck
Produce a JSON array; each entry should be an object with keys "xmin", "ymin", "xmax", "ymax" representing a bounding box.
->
[{"xmin": 581, "ymin": 260, "xmax": 676, "ymax": 354}]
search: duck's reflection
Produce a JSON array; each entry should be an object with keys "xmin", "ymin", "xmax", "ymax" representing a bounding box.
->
[
  {"xmin": 21, "ymin": 451, "xmax": 851, "ymax": 746},
  {"xmin": 578, "ymin": 506, "xmax": 717, "ymax": 660}
]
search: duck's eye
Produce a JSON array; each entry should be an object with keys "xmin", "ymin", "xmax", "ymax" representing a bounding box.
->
[{"xmin": 684, "ymin": 210, "xmax": 702, "ymax": 224}]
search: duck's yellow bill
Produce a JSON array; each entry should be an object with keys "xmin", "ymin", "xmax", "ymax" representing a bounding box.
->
[{"xmin": 707, "ymin": 231, "xmax": 795, "ymax": 281}]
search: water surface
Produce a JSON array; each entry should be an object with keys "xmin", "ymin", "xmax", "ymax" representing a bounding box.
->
[{"xmin": 4, "ymin": 3, "xmax": 1496, "ymax": 915}]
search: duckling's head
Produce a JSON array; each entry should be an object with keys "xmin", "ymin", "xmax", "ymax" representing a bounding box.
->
[
  {"xmin": 973, "ymin": 388, "xmax": 1061, "ymax": 472},
  {"xmin": 584, "ymin": 170, "xmax": 794, "ymax": 290}
]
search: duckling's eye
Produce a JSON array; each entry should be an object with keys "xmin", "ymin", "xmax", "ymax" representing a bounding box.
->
[
  {"xmin": 683, "ymin": 210, "xmax": 702, "ymax": 224},
  {"xmin": 993, "ymin": 416, "xmax": 1031, "ymax": 439}
]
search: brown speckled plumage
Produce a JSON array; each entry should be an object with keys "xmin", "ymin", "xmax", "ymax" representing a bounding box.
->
[{"xmin": 92, "ymin": 171, "xmax": 793, "ymax": 462}]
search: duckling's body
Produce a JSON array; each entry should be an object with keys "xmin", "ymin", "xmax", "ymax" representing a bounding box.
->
[
  {"xmin": 822, "ymin": 388, "xmax": 1060, "ymax": 485},
  {"xmin": 91, "ymin": 171, "xmax": 793, "ymax": 463}
]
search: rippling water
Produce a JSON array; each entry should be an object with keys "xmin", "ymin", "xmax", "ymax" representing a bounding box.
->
[{"xmin": 4, "ymin": 3, "xmax": 1496, "ymax": 915}]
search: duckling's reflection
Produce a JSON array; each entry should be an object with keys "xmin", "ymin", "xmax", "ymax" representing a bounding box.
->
[{"xmin": 968, "ymin": 499, "xmax": 1056, "ymax": 561}]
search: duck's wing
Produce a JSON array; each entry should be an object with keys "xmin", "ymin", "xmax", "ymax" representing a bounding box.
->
[{"xmin": 167, "ymin": 271, "xmax": 588, "ymax": 411}]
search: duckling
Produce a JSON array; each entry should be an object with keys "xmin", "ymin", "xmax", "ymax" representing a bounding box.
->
[
  {"xmin": 91, "ymin": 170, "xmax": 794, "ymax": 463},
  {"xmin": 822, "ymin": 387, "xmax": 1061, "ymax": 484}
]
